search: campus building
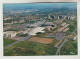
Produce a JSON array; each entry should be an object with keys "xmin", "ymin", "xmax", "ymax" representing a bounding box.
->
[{"xmin": 3, "ymin": 31, "xmax": 17, "ymax": 38}]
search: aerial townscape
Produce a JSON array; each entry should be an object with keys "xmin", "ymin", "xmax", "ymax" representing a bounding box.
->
[{"xmin": 3, "ymin": 3, "xmax": 77, "ymax": 56}]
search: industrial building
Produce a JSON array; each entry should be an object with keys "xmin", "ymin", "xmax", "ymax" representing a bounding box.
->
[
  {"xmin": 3, "ymin": 31, "xmax": 17, "ymax": 38},
  {"xmin": 45, "ymin": 26, "xmax": 54, "ymax": 31},
  {"xmin": 28, "ymin": 27, "xmax": 45, "ymax": 35}
]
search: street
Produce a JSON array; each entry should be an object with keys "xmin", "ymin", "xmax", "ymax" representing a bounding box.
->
[
  {"xmin": 56, "ymin": 38, "xmax": 67, "ymax": 55},
  {"xmin": 4, "ymin": 35, "xmax": 33, "ymax": 49}
]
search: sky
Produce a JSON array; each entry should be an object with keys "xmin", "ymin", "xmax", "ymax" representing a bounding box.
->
[{"xmin": 3, "ymin": 3, "xmax": 77, "ymax": 10}]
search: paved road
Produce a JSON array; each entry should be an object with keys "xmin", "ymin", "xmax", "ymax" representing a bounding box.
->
[
  {"xmin": 56, "ymin": 21, "xmax": 77, "ymax": 55},
  {"xmin": 56, "ymin": 38, "xmax": 67, "ymax": 55},
  {"xmin": 4, "ymin": 35, "xmax": 33, "ymax": 49},
  {"xmin": 4, "ymin": 20, "xmax": 46, "ymax": 49},
  {"xmin": 68, "ymin": 21, "xmax": 77, "ymax": 35},
  {"xmin": 54, "ymin": 40, "xmax": 62, "ymax": 47}
]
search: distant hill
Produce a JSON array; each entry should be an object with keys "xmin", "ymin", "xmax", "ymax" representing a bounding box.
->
[{"xmin": 3, "ymin": 3, "xmax": 77, "ymax": 10}]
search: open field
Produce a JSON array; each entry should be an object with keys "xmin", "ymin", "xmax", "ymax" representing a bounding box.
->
[
  {"xmin": 4, "ymin": 40, "xmax": 57, "ymax": 56},
  {"xmin": 60, "ymin": 40, "xmax": 77, "ymax": 55},
  {"xmin": 3, "ymin": 38, "xmax": 16, "ymax": 47},
  {"xmin": 28, "ymin": 37, "xmax": 54, "ymax": 44}
]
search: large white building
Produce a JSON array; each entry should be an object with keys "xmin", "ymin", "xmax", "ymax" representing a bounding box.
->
[
  {"xmin": 3, "ymin": 31, "xmax": 17, "ymax": 38},
  {"xmin": 28, "ymin": 27, "xmax": 45, "ymax": 35}
]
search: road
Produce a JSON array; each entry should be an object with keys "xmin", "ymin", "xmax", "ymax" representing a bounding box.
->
[
  {"xmin": 4, "ymin": 35, "xmax": 33, "ymax": 49},
  {"xmin": 56, "ymin": 38, "xmax": 67, "ymax": 55},
  {"xmin": 56, "ymin": 20, "xmax": 77, "ymax": 55},
  {"xmin": 54, "ymin": 40, "xmax": 62, "ymax": 47},
  {"xmin": 4, "ymin": 20, "xmax": 46, "ymax": 49},
  {"xmin": 67, "ymin": 21, "xmax": 77, "ymax": 35}
]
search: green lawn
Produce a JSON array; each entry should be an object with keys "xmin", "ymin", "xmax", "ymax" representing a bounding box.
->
[
  {"xmin": 72, "ymin": 21, "xmax": 77, "ymax": 27},
  {"xmin": 4, "ymin": 40, "xmax": 57, "ymax": 56},
  {"xmin": 68, "ymin": 25, "xmax": 75, "ymax": 32},
  {"xmin": 3, "ymin": 38, "xmax": 16, "ymax": 47},
  {"xmin": 60, "ymin": 40, "xmax": 77, "ymax": 55}
]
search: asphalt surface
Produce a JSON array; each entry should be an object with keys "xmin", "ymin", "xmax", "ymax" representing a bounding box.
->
[
  {"xmin": 56, "ymin": 38, "xmax": 67, "ymax": 55},
  {"xmin": 4, "ymin": 35, "xmax": 33, "ymax": 49}
]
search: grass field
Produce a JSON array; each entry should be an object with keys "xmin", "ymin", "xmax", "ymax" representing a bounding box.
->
[
  {"xmin": 60, "ymin": 40, "xmax": 77, "ymax": 55},
  {"xmin": 68, "ymin": 25, "xmax": 75, "ymax": 32},
  {"xmin": 4, "ymin": 39, "xmax": 57, "ymax": 56},
  {"xmin": 3, "ymin": 38, "xmax": 16, "ymax": 47}
]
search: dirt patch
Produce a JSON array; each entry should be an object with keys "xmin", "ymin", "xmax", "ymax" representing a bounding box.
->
[{"xmin": 28, "ymin": 37, "xmax": 54, "ymax": 44}]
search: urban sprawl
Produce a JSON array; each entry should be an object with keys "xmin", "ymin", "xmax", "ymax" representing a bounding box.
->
[{"xmin": 3, "ymin": 4, "xmax": 77, "ymax": 56}]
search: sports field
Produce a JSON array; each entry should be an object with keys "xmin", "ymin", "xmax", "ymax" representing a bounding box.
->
[{"xmin": 28, "ymin": 37, "xmax": 54, "ymax": 44}]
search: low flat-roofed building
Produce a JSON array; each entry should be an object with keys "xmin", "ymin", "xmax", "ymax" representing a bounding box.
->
[
  {"xmin": 45, "ymin": 26, "xmax": 54, "ymax": 31},
  {"xmin": 61, "ymin": 23, "xmax": 66, "ymax": 26},
  {"xmin": 17, "ymin": 28, "xmax": 31, "ymax": 34},
  {"xmin": 57, "ymin": 27, "xmax": 64, "ymax": 32},
  {"xmin": 63, "ymin": 24, "xmax": 69, "ymax": 28},
  {"xmin": 28, "ymin": 27, "xmax": 45, "ymax": 35},
  {"xmin": 63, "ymin": 28, "xmax": 69, "ymax": 32},
  {"xmin": 4, "ymin": 23, "xmax": 11, "ymax": 25},
  {"xmin": 21, "ymin": 30, "xmax": 28, "ymax": 34},
  {"xmin": 68, "ymin": 35, "xmax": 77, "ymax": 40},
  {"xmin": 3, "ymin": 31, "xmax": 17, "ymax": 38},
  {"xmin": 4, "ymin": 17, "xmax": 12, "ymax": 20},
  {"xmin": 11, "ymin": 21, "xmax": 18, "ymax": 24},
  {"xmin": 43, "ymin": 22, "xmax": 54, "ymax": 26}
]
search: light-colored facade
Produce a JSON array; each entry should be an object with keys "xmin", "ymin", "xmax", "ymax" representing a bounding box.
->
[
  {"xmin": 57, "ymin": 23, "xmax": 70, "ymax": 32},
  {"xmin": 4, "ymin": 17, "xmax": 12, "ymax": 20},
  {"xmin": 28, "ymin": 27, "xmax": 45, "ymax": 35},
  {"xmin": 3, "ymin": 31, "xmax": 17, "ymax": 38},
  {"xmin": 45, "ymin": 26, "xmax": 54, "ymax": 31},
  {"xmin": 63, "ymin": 28, "xmax": 69, "ymax": 32},
  {"xmin": 61, "ymin": 23, "xmax": 66, "ymax": 26},
  {"xmin": 63, "ymin": 24, "xmax": 70, "ymax": 28},
  {"xmin": 57, "ymin": 27, "xmax": 64, "ymax": 32}
]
